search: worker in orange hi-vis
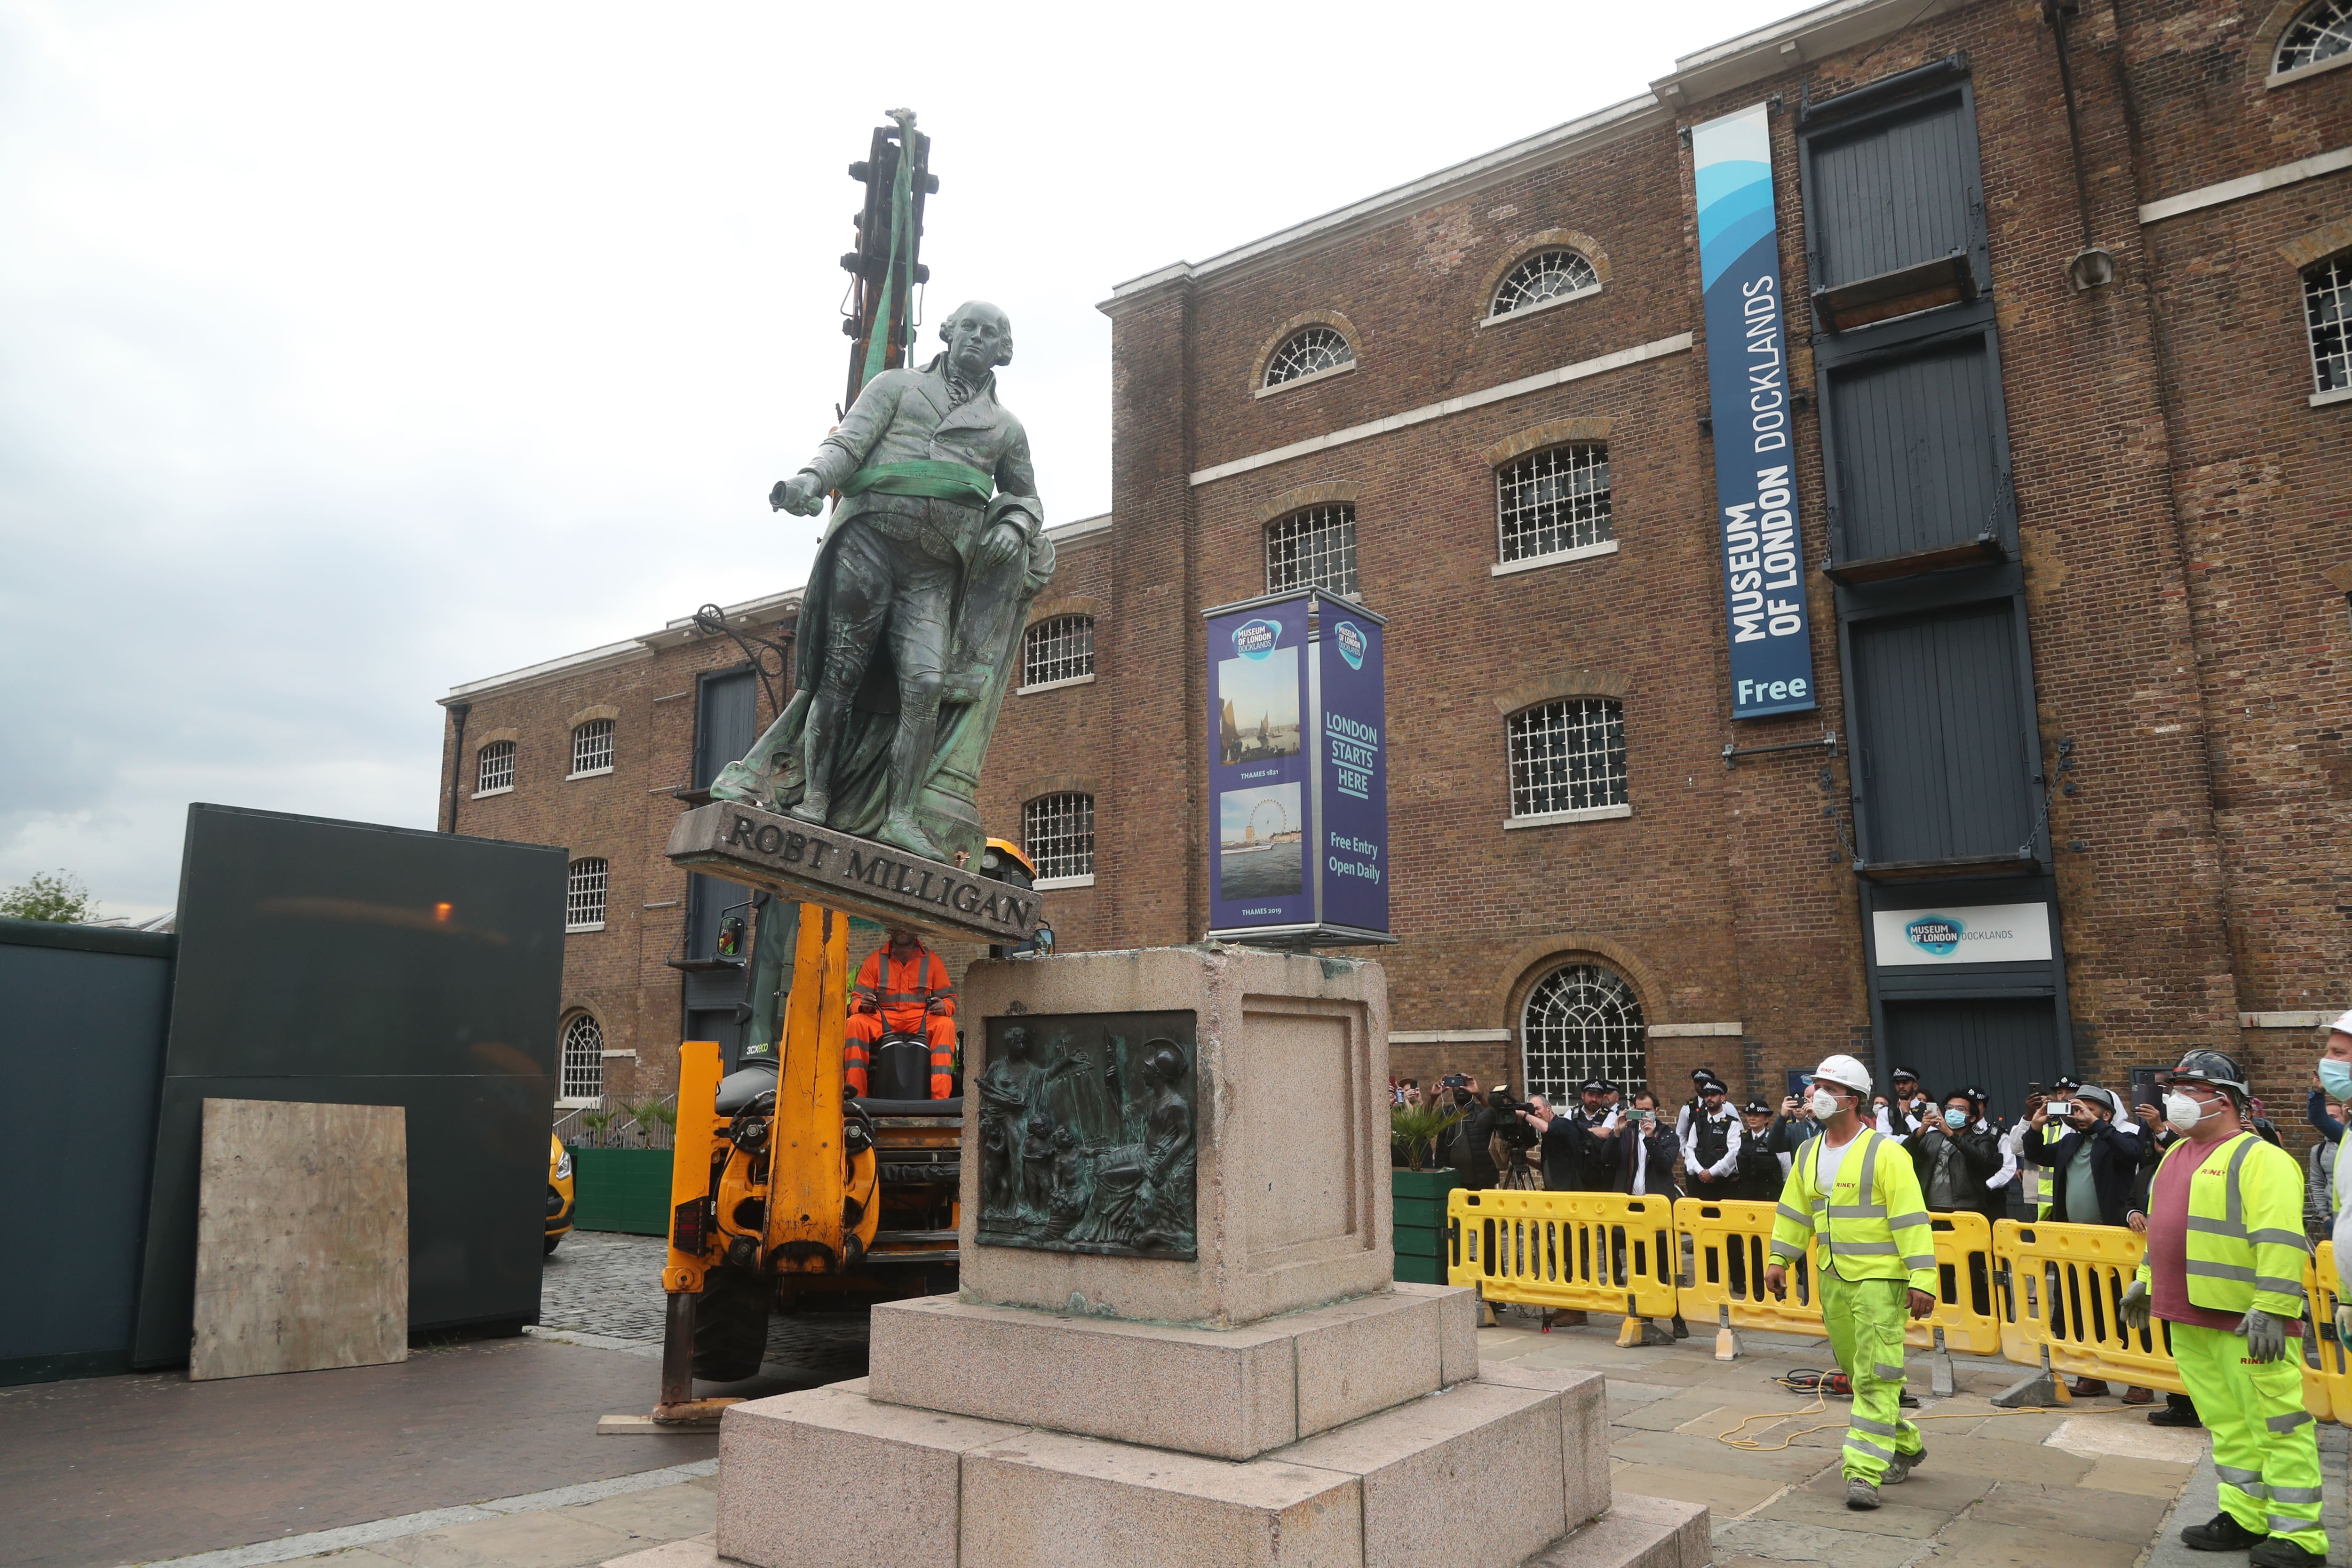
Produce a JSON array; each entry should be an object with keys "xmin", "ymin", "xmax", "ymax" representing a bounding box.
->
[{"xmin": 844, "ymin": 928, "xmax": 957, "ymax": 1100}]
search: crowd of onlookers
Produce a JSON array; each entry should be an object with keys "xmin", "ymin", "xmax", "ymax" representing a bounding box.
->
[{"xmin": 1391, "ymin": 1059, "xmax": 2346, "ymax": 1422}]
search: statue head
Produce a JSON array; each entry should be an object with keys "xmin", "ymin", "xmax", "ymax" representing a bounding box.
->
[
  {"xmin": 940, "ymin": 301, "xmax": 1014, "ymax": 380},
  {"xmin": 1141, "ymin": 1040, "xmax": 1186, "ymax": 1088},
  {"xmin": 1002, "ymin": 1024, "xmax": 1031, "ymax": 1059}
]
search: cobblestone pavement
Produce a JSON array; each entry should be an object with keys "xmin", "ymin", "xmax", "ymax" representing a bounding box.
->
[{"xmin": 539, "ymin": 1230, "xmax": 869, "ymax": 1380}]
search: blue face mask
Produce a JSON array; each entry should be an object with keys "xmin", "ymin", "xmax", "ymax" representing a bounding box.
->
[
  {"xmin": 1943, "ymin": 1108, "xmax": 1969, "ymax": 1130},
  {"xmin": 2319, "ymin": 1059, "xmax": 2352, "ymax": 1102}
]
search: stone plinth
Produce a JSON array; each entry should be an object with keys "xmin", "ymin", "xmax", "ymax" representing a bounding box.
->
[
  {"xmin": 957, "ymin": 944, "xmax": 1391, "ymax": 1328},
  {"xmin": 867, "ymin": 1281, "xmax": 1476, "ymax": 1460}
]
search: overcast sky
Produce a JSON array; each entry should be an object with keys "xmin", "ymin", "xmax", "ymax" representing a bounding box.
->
[{"xmin": 0, "ymin": 0, "xmax": 1778, "ymax": 921}]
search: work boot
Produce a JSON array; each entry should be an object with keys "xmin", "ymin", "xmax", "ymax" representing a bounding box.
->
[
  {"xmin": 2070, "ymin": 1377, "xmax": 2111, "ymax": 1397},
  {"xmin": 1672, "ymin": 1315, "xmax": 1690, "ymax": 1339},
  {"xmin": 2122, "ymin": 1385, "xmax": 2154, "ymax": 1406},
  {"xmin": 2249, "ymin": 1537, "xmax": 2325, "ymax": 1568},
  {"xmin": 1846, "ymin": 1479, "xmax": 1881, "ymax": 1511},
  {"xmin": 2149, "ymin": 1395, "xmax": 2204, "ymax": 1428},
  {"xmin": 2181, "ymin": 1513, "xmax": 2267, "ymax": 1552}
]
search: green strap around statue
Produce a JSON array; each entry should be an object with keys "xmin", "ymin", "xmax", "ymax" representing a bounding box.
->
[{"xmin": 839, "ymin": 459, "xmax": 994, "ymax": 507}]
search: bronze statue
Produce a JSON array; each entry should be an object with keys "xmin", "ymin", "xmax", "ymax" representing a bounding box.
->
[{"xmin": 714, "ymin": 301, "xmax": 1052, "ymax": 865}]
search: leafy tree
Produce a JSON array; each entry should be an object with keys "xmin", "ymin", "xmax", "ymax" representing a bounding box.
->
[{"xmin": 0, "ymin": 870, "xmax": 96, "ymax": 924}]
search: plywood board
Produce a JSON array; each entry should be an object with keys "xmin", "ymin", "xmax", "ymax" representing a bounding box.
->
[{"xmin": 191, "ymin": 1098, "xmax": 408, "ymax": 1381}]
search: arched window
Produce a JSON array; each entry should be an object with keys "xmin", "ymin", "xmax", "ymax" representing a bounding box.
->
[
  {"xmin": 477, "ymin": 739, "xmax": 515, "ymax": 794},
  {"xmin": 1521, "ymin": 963, "xmax": 1645, "ymax": 1103},
  {"xmin": 1023, "ymin": 792, "xmax": 1095, "ymax": 883},
  {"xmin": 1497, "ymin": 444, "xmax": 1612, "ymax": 563},
  {"xmin": 2276, "ymin": 0, "xmax": 2351, "ymax": 74},
  {"xmin": 1022, "ymin": 614, "xmax": 1096, "ymax": 688},
  {"xmin": 2307, "ymin": 254, "xmax": 2351, "ymax": 394},
  {"xmin": 571, "ymin": 718, "xmax": 615, "ymax": 777},
  {"xmin": 1491, "ymin": 250, "xmax": 1600, "ymax": 318},
  {"xmin": 559, "ymin": 1012, "xmax": 605, "ymax": 1104},
  {"xmin": 565, "ymin": 857, "xmax": 608, "ymax": 931},
  {"xmin": 1507, "ymin": 698, "xmax": 1628, "ymax": 820},
  {"xmin": 1263, "ymin": 326, "xmax": 1353, "ymax": 388},
  {"xmin": 1266, "ymin": 505, "xmax": 1359, "ymax": 597}
]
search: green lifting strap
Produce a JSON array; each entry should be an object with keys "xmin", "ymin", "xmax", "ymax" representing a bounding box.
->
[
  {"xmin": 859, "ymin": 121, "xmax": 920, "ymax": 394},
  {"xmin": 840, "ymin": 459, "xmax": 994, "ymax": 508}
]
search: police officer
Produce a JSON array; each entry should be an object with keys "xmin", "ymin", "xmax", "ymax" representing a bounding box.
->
[
  {"xmin": 2122, "ymin": 1049, "xmax": 2325, "ymax": 1567},
  {"xmin": 1732, "ymin": 1099, "xmax": 1791, "ymax": 1201},
  {"xmin": 1763, "ymin": 1054, "xmax": 1937, "ymax": 1512},
  {"xmin": 1681, "ymin": 1076, "xmax": 1745, "ymax": 1190}
]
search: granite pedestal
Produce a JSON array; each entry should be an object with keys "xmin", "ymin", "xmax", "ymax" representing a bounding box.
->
[{"xmin": 712, "ymin": 946, "xmax": 1708, "ymax": 1568}]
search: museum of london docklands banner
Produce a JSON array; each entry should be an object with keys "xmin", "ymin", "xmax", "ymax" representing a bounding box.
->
[
  {"xmin": 1692, "ymin": 102, "xmax": 1817, "ymax": 720},
  {"xmin": 1202, "ymin": 589, "xmax": 1391, "ymax": 945}
]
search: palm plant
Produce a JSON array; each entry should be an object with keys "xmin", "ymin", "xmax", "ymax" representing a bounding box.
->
[{"xmin": 1390, "ymin": 1103, "xmax": 1464, "ymax": 1173}]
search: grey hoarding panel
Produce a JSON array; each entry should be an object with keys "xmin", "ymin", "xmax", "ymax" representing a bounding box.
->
[
  {"xmin": 0, "ymin": 928, "xmax": 172, "ymax": 1384},
  {"xmin": 1851, "ymin": 602, "xmax": 2034, "ymax": 864},
  {"xmin": 1828, "ymin": 334, "xmax": 2006, "ymax": 562}
]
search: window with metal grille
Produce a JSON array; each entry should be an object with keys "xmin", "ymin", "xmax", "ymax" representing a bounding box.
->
[
  {"xmin": 1492, "ymin": 250, "xmax": 1600, "ymax": 317},
  {"xmin": 566, "ymin": 857, "xmax": 608, "ymax": 930},
  {"xmin": 560, "ymin": 1012, "xmax": 604, "ymax": 1103},
  {"xmin": 477, "ymin": 740, "xmax": 514, "ymax": 793},
  {"xmin": 1022, "ymin": 615, "xmax": 1096, "ymax": 688},
  {"xmin": 1520, "ymin": 963, "xmax": 1645, "ymax": 1104},
  {"xmin": 1023, "ymin": 792, "xmax": 1095, "ymax": 882},
  {"xmin": 2277, "ymin": 0, "xmax": 2352, "ymax": 72},
  {"xmin": 1263, "ymin": 326, "xmax": 1352, "ymax": 387},
  {"xmin": 2307, "ymin": 255, "xmax": 2352, "ymax": 394},
  {"xmin": 1496, "ymin": 445, "xmax": 1612, "ymax": 562},
  {"xmin": 1507, "ymin": 699, "xmax": 1627, "ymax": 818},
  {"xmin": 1265, "ymin": 505, "xmax": 1359, "ymax": 597},
  {"xmin": 571, "ymin": 718, "xmax": 615, "ymax": 776}
]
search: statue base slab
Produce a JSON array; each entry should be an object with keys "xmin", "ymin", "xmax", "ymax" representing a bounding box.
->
[{"xmin": 663, "ymin": 799, "xmax": 1043, "ymax": 945}]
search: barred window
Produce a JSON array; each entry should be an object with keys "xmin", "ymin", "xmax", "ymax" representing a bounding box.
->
[
  {"xmin": 1497, "ymin": 444, "xmax": 1612, "ymax": 562},
  {"xmin": 477, "ymin": 740, "xmax": 514, "ymax": 793},
  {"xmin": 1520, "ymin": 963, "xmax": 1645, "ymax": 1104},
  {"xmin": 1507, "ymin": 699, "xmax": 1627, "ymax": 818},
  {"xmin": 1265, "ymin": 505, "xmax": 1359, "ymax": 597},
  {"xmin": 1023, "ymin": 792, "xmax": 1095, "ymax": 882},
  {"xmin": 2307, "ymin": 255, "xmax": 2352, "ymax": 394},
  {"xmin": 566, "ymin": 857, "xmax": 608, "ymax": 930},
  {"xmin": 2276, "ymin": 0, "xmax": 2351, "ymax": 73},
  {"xmin": 1022, "ymin": 615, "xmax": 1096, "ymax": 688},
  {"xmin": 1492, "ymin": 250, "xmax": 1600, "ymax": 317},
  {"xmin": 1263, "ymin": 326, "xmax": 1352, "ymax": 387},
  {"xmin": 560, "ymin": 1012, "xmax": 605, "ymax": 1103},
  {"xmin": 571, "ymin": 718, "xmax": 615, "ymax": 776}
]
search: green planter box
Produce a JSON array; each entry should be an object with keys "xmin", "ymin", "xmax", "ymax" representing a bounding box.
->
[
  {"xmin": 1392, "ymin": 1169, "xmax": 1459, "ymax": 1285},
  {"xmin": 571, "ymin": 1146, "xmax": 675, "ymax": 1236}
]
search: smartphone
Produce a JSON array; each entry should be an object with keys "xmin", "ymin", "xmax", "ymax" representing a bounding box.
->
[
  {"xmin": 2027, "ymin": 1082, "xmax": 2042, "ymax": 1097},
  {"xmin": 2046, "ymin": 1100, "xmax": 2072, "ymax": 1118}
]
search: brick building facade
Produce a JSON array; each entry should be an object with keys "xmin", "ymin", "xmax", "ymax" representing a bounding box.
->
[{"xmin": 440, "ymin": 0, "xmax": 2351, "ymax": 1123}]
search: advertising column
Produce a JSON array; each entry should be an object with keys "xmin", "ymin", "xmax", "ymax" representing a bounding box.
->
[{"xmin": 1692, "ymin": 101, "xmax": 1817, "ymax": 720}]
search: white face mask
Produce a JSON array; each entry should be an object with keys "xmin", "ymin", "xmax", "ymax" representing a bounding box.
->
[
  {"xmin": 1809, "ymin": 1088, "xmax": 1841, "ymax": 1120},
  {"xmin": 2163, "ymin": 1091, "xmax": 2204, "ymax": 1130}
]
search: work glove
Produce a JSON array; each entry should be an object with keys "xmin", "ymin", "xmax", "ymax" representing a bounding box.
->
[
  {"xmin": 2334, "ymin": 1303, "xmax": 2352, "ymax": 1350},
  {"xmin": 2239, "ymin": 1307, "xmax": 2287, "ymax": 1364},
  {"xmin": 2120, "ymin": 1279, "xmax": 2151, "ymax": 1332}
]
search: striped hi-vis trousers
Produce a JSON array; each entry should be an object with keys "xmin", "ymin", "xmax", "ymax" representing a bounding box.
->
[
  {"xmin": 2173, "ymin": 1320, "xmax": 2326, "ymax": 1553},
  {"xmin": 1819, "ymin": 1269, "xmax": 1923, "ymax": 1485}
]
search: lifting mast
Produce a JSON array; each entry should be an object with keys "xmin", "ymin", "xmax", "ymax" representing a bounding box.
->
[{"xmin": 840, "ymin": 109, "xmax": 936, "ymax": 413}]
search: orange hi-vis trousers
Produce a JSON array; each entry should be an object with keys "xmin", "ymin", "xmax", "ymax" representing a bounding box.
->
[{"xmin": 846, "ymin": 944, "xmax": 956, "ymax": 1099}]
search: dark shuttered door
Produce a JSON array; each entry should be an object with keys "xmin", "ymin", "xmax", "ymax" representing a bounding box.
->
[
  {"xmin": 1881, "ymin": 997, "xmax": 2059, "ymax": 1137},
  {"xmin": 1850, "ymin": 603, "xmax": 2034, "ymax": 865},
  {"xmin": 694, "ymin": 668, "xmax": 758, "ymax": 789},
  {"xmin": 1828, "ymin": 336, "xmax": 2005, "ymax": 562},
  {"xmin": 685, "ymin": 668, "xmax": 760, "ymax": 1062},
  {"xmin": 1808, "ymin": 93, "xmax": 1976, "ymax": 292}
]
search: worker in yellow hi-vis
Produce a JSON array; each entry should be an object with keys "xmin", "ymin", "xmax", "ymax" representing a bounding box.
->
[{"xmin": 1763, "ymin": 1054, "xmax": 1937, "ymax": 1512}]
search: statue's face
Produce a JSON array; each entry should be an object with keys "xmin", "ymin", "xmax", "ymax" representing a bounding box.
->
[
  {"xmin": 1003, "ymin": 1027, "xmax": 1029, "ymax": 1059},
  {"xmin": 944, "ymin": 304, "xmax": 1011, "ymax": 380}
]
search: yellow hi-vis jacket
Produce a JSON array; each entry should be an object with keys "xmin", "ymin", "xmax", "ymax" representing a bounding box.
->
[
  {"xmin": 2132, "ymin": 1130, "xmax": 2310, "ymax": 1320},
  {"xmin": 1769, "ymin": 1125, "xmax": 1939, "ymax": 1293}
]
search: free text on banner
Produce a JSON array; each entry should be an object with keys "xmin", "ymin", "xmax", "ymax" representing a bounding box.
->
[{"xmin": 1447, "ymin": 1189, "xmax": 1680, "ymax": 1320}]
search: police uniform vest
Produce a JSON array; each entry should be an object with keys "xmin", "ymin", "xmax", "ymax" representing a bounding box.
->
[{"xmin": 1693, "ymin": 1108, "xmax": 1734, "ymax": 1171}]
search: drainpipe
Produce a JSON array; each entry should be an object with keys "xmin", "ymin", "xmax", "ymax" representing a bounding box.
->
[
  {"xmin": 444, "ymin": 702, "xmax": 471, "ymax": 834},
  {"xmin": 2044, "ymin": 0, "xmax": 2116, "ymax": 291}
]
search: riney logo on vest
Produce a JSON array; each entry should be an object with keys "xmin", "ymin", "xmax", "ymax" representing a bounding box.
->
[{"xmin": 1232, "ymin": 619, "xmax": 1281, "ymax": 660}]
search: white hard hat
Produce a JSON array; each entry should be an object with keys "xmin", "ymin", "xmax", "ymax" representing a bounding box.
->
[
  {"xmin": 2328, "ymin": 1010, "xmax": 2352, "ymax": 1037},
  {"xmin": 1812, "ymin": 1054, "xmax": 1873, "ymax": 1097}
]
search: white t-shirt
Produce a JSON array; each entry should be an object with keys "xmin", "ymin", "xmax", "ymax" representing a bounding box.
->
[{"xmin": 1813, "ymin": 1128, "xmax": 1859, "ymax": 1196}]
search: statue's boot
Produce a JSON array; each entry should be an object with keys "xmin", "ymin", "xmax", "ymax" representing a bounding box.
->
[
  {"xmin": 789, "ymin": 791, "xmax": 829, "ymax": 827},
  {"xmin": 878, "ymin": 809, "xmax": 943, "ymax": 861}
]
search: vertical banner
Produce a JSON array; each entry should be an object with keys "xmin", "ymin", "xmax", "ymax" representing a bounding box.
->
[
  {"xmin": 1203, "ymin": 591, "xmax": 1391, "ymax": 943},
  {"xmin": 1692, "ymin": 102, "xmax": 1817, "ymax": 720}
]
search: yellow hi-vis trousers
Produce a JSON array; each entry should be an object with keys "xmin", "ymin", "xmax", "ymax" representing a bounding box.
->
[
  {"xmin": 2172, "ymin": 1321, "xmax": 2326, "ymax": 1552},
  {"xmin": 1820, "ymin": 1270, "xmax": 1923, "ymax": 1484}
]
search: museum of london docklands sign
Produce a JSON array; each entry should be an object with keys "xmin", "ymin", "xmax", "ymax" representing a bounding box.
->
[
  {"xmin": 1202, "ymin": 589, "xmax": 1391, "ymax": 946},
  {"xmin": 1693, "ymin": 102, "xmax": 1817, "ymax": 720}
]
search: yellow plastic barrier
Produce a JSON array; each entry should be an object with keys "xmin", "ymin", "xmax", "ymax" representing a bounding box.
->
[
  {"xmin": 1991, "ymin": 1219, "xmax": 2186, "ymax": 1394},
  {"xmin": 1447, "ymin": 1188, "xmax": 1680, "ymax": 1321},
  {"xmin": 1673, "ymin": 1198, "xmax": 2001, "ymax": 1354},
  {"xmin": 2303, "ymin": 1242, "xmax": 2348, "ymax": 1422}
]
